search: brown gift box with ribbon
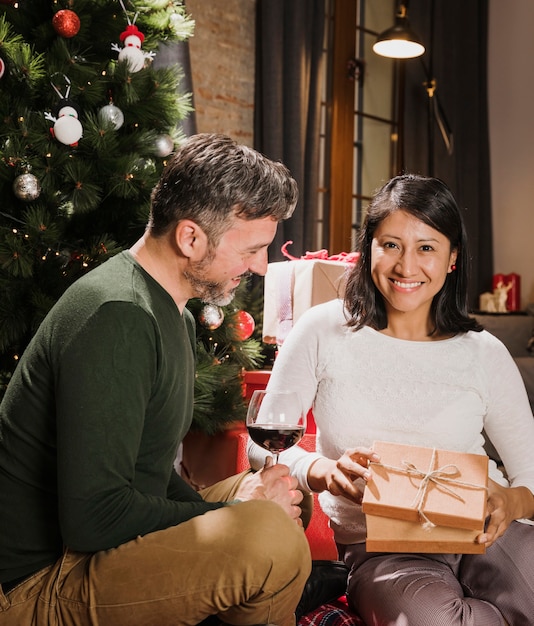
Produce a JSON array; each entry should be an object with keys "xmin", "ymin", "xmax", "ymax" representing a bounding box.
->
[
  {"xmin": 362, "ymin": 441, "xmax": 488, "ymax": 554},
  {"xmin": 262, "ymin": 242, "xmax": 358, "ymax": 346}
]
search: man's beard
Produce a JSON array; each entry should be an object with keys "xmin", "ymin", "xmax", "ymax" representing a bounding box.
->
[
  {"xmin": 184, "ymin": 270, "xmax": 237, "ymax": 306},
  {"xmin": 184, "ymin": 255, "xmax": 245, "ymax": 306}
]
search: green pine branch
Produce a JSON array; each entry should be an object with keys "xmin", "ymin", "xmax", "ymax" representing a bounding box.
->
[{"xmin": 0, "ymin": 2, "xmax": 268, "ymax": 438}]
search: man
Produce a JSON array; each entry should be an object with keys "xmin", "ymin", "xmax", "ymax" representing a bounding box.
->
[{"xmin": 0, "ymin": 134, "xmax": 311, "ymax": 626}]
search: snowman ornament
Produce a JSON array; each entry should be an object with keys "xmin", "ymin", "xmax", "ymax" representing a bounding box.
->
[
  {"xmin": 45, "ymin": 74, "xmax": 83, "ymax": 147},
  {"xmin": 51, "ymin": 100, "xmax": 83, "ymax": 146},
  {"xmin": 113, "ymin": 24, "xmax": 154, "ymax": 73}
]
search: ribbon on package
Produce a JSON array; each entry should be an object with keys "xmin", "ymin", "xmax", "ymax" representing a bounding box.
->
[
  {"xmin": 281, "ymin": 240, "xmax": 360, "ymax": 264},
  {"xmin": 370, "ymin": 448, "xmax": 488, "ymax": 530}
]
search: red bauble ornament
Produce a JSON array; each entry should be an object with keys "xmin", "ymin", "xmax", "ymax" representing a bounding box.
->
[
  {"xmin": 52, "ymin": 9, "xmax": 81, "ymax": 38},
  {"xmin": 235, "ymin": 310, "xmax": 255, "ymax": 341}
]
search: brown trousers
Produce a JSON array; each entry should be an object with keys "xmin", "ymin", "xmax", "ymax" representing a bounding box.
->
[{"xmin": 0, "ymin": 472, "xmax": 311, "ymax": 626}]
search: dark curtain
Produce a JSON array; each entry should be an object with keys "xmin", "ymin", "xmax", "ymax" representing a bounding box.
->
[
  {"xmin": 402, "ymin": 0, "xmax": 492, "ymax": 309},
  {"xmin": 254, "ymin": 0, "xmax": 325, "ymax": 261}
]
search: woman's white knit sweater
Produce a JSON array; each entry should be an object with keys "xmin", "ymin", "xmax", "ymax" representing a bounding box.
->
[{"xmin": 248, "ymin": 299, "xmax": 534, "ymax": 544}]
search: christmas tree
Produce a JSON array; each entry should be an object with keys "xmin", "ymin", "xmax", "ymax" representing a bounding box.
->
[
  {"xmin": 189, "ymin": 280, "xmax": 266, "ymax": 435},
  {"xmin": 0, "ymin": 0, "xmax": 265, "ymax": 432}
]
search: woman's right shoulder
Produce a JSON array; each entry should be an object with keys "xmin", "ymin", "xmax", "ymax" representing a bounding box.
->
[{"xmin": 297, "ymin": 298, "xmax": 347, "ymax": 326}]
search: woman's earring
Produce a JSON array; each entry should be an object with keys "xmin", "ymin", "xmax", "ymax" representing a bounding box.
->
[{"xmin": 451, "ymin": 264, "xmax": 457, "ymax": 271}]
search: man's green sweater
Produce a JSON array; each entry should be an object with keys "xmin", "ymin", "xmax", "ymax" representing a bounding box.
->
[{"xmin": 0, "ymin": 252, "xmax": 226, "ymax": 583}]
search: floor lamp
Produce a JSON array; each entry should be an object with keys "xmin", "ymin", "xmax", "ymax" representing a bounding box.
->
[{"xmin": 373, "ymin": 0, "xmax": 453, "ymax": 176}]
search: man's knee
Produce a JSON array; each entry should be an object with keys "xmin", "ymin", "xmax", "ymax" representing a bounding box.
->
[{"xmin": 227, "ymin": 500, "xmax": 311, "ymax": 573}]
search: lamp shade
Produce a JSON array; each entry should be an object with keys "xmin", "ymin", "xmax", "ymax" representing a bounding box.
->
[{"xmin": 373, "ymin": 19, "xmax": 425, "ymax": 59}]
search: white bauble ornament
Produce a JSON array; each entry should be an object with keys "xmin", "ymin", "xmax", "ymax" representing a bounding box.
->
[
  {"xmin": 98, "ymin": 103, "xmax": 124, "ymax": 129},
  {"xmin": 154, "ymin": 134, "xmax": 174, "ymax": 157},
  {"xmin": 13, "ymin": 173, "xmax": 41, "ymax": 202},
  {"xmin": 54, "ymin": 106, "xmax": 83, "ymax": 145},
  {"xmin": 199, "ymin": 304, "xmax": 225, "ymax": 330}
]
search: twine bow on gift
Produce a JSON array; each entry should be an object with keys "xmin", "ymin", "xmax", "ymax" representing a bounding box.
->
[{"xmin": 370, "ymin": 448, "xmax": 488, "ymax": 530}]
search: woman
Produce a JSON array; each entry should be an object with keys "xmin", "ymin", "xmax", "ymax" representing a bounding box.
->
[{"xmin": 249, "ymin": 174, "xmax": 534, "ymax": 625}]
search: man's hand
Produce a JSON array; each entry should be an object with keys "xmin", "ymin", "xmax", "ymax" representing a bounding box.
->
[
  {"xmin": 477, "ymin": 479, "xmax": 534, "ymax": 548},
  {"xmin": 307, "ymin": 447, "xmax": 381, "ymax": 504},
  {"xmin": 234, "ymin": 457, "xmax": 304, "ymax": 525}
]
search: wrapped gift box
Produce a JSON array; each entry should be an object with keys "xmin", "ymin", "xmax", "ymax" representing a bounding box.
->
[
  {"xmin": 365, "ymin": 514, "xmax": 485, "ymax": 554},
  {"xmin": 362, "ymin": 441, "xmax": 488, "ymax": 531},
  {"xmin": 263, "ymin": 259, "xmax": 351, "ymax": 345}
]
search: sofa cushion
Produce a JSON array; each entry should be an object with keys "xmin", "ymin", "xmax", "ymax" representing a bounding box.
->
[
  {"xmin": 474, "ymin": 314, "xmax": 534, "ymax": 358},
  {"xmin": 515, "ymin": 357, "xmax": 534, "ymax": 412}
]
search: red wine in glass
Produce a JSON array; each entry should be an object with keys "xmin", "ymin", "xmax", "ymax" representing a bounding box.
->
[{"xmin": 246, "ymin": 390, "xmax": 306, "ymax": 464}]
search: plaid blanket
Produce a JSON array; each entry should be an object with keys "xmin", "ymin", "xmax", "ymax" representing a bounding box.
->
[{"xmin": 297, "ymin": 596, "xmax": 364, "ymax": 626}]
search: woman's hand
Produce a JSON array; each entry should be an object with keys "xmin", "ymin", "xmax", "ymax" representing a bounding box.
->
[
  {"xmin": 234, "ymin": 457, "xmax": 304, "ymax": 526},
  {"xmin": 307, "ymin": 447, "xmax": 381, "ymax": 504},
  {"xmin": 477, "ymin": 479, "xmax": 534, "ymax": 548}
]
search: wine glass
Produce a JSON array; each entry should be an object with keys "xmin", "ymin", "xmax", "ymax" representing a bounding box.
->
[{"xmin": 246, "ymin": 389, "xmax": 306, "ymax": 464}]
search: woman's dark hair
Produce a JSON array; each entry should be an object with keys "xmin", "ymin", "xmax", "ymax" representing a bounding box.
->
[
  {"xmin": 344, "ymin": 174, "xmax": 482, "ymax": 335},
  {"xmin": 148, "ymin": 133, "xmax": 298, "ymax": 246}
]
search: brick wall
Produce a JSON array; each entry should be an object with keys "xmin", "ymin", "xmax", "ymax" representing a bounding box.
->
[{"xmin": 186, "ymin": 0, "xmax": 256, "ymax": 147}]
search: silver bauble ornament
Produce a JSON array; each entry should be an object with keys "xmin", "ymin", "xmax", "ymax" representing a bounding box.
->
[
  {"xmin": 13, "ymin": 173, "xmax": 41, "ymax": 202},
  {"xmin": 154, "ymin": 134, "xmax": 174, "ymax": 157},
  {"xmin": 199, "ymin": 304, "xmax": 225, "ymax": 330},
  {"xmin": 98, "ymin": 103, "xmax": 124, "ymax": 130}
]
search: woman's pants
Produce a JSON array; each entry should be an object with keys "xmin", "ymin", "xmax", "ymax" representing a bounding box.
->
[{"xmin": 340, "ymin": 520, "xmax": 534, "ymax": 626}]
